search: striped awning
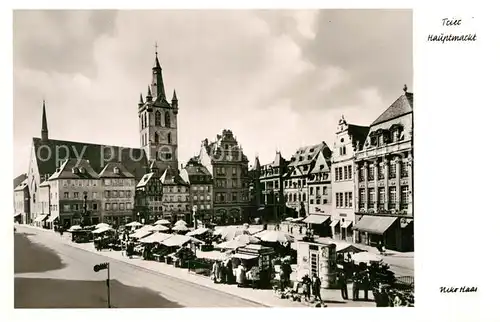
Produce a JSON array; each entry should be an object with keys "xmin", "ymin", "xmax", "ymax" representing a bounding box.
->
[
  {"xmin": 34, "ymin": 214, "xmax": 49, "ymax": 222},
  {"xmin": 353, "ymin": 215, "xmax": 398, "ymax": 235},
  {"xmin": 303, "ymin": 214, "xmax": 330, "ymax": 225},
  {"xmin": 46, "ymin": 213, "xmax": 59, "ymax": 223}
]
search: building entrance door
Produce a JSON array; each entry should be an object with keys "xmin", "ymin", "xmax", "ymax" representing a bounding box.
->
[
  {"xmin": 341, "ymin": 228, "xmax": 346, "ymax": 240},
  {"xmin": 310, "ymin": 251, "xmax": 318, "ymax": 276}
]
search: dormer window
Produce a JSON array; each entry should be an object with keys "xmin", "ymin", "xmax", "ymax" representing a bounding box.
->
[
  {"xmin": 319, "ymin": 165, "xmax": 324, "ymax": 170},
  {"xmin": 113, "ymin": 167, "xmax": 120, "ymax": 175},
  {"xmin": 72, "ymin": 167, "xmax": 79, "ymax": 174},
  {"xmin": 299, "ymin": 156, "xmax": 303, "ymax": 161},
  {"xmin": 307, "ymin": 155, "xmax": 312, "ymax": 160},
  {"xmin": 309, "ymin": 148, "xmax": 314, "ymax": 153}
]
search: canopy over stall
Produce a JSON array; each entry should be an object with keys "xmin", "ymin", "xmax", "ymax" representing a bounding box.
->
[
  {"xmin": 351, "ymin": 252, "xmax": 384, "ymax": 265},
  {"xmin": 254, "ymin": 230, "xmax": 294, "ymax": 243},
  {"xmin": 67, "ymin": 225, "xmax": 82, "ymax": 232},
  {"xmin": 154, "ymin": 219, "xmax": 171, "ymax": 226},
  {"xmin": 125, "ymin": 221, "xmax": 144, "ymax": 228},
  {"xmin": 186, "ymin": 227, "xmax": 211, "ymax": 236},
  {"xmin": 139, "ymin": 232, "xmax": 172, "ymax": 244},
  {"xmin": 174, "ymin": 219, "xmax": 187, "ymax": 226},
  {"xmin": 353, "ymin": 215, "xmax": 398, "ymax": 235},
  {"xmin": 172, "ymin": 224, "xmax": 190, "ymax": 232},
  {"xmin": 95, "ymin": 223, "xmax": 111, "ymax": 229},
  {"xmin": 334, "ymin": 241, "xmax": 367, "ymax": 254},
  {"xmin": 149, "ymin": 224, "xmax": 169, "ymax": 232},
  {"xmin": 161, "ymin": 235, "xmax": 203, "ymax": 247},
  {"xmin": 215, "ymin": 240, "xmax": 248, "ymax": 250},
  {"xmin": 92, "ymin": 226, "xmax": 115, "ymax": 234},
  {"xmin": 129, "ymin": 227, "xmax": 154, "ymax": 239}
]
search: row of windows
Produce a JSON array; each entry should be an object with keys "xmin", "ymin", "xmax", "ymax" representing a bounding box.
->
[
  {"xmin": 164, "ymin": 195, "xmax": 191, "ymax": 202},
  {"xmin": 359, "ymin": 186, "xmax": 410, "ymax": 208},
  {"xmin": 309, "ymin": 172, "xmax": 330, "ymax": 182},
  {"xmin": 165, "ymin": 186, "xmax": 189, "ymax": 193},
  {"xmin": 63, "ymin": 180, "xmax": 99, "ymax": 187},
  {"xmin": 309, "ymin": 198, "xmax": 329, "ymax": 205},
  {"xmin": 192, "ymin": 195, "xmax": 211, "ymax": 201},
  {"xmin": 215, "ymin": 192, "xmax": 248, "ymax": 202},
  {"xmin": 62, "ymin": 203, "xmax": 99, "ymax": 212},
  {"xmin": 215, "ymin": 167, "xmax": 238, "ymax": 176},
  {"xmin": 62, "ymin": 192, "xmax": 98, "ymax": 200},
  {"xmin": 105, "ymin": 203, "xmax": 133, "ymax": 211},
  {"xmin": 335, "ymin": 165, "xmax": 353, "ymax": 181},
  {"xmin": 285, "ymin": 193, "xmax": 307, "ymax": 203},
  {"xmin": 359, "ymin": 161, "xmax": 409, "ymax": 181},
  {"xmin": 285, "ymin": 179, "xmax": 307, "ymax": 189},
  {"xmin": 265, "ymin": 180, "xmax": 279, "ymax": 190},
  {"xmin": 215, "ymin": 179, "xmax": 239, "ymax": 188},
  {"xmin": 191, "ymin": 185, "xmax": 210, "ymax": 192},
  {"xmin": 309, "ymin": 186, "xmax": 328, "ymax": 196},
  {"xmin": 368, "ymin": 128, "xmax": 403, "ymax": 147},
  {"xmin": 335, "ymin": 192, "xmax": 353, "ymax": 208},
  {"xmin": 103, "ymin": 179, "xmax": 135, "ymax": 186},
  {"xmin": 104, "ymin": 190, "xmax": 133, "ymax": 198}
]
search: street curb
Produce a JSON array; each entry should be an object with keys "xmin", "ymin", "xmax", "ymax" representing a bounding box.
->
[{"xmin": 18, "ymin": 225, "xmax": 305, "ymax": 308}]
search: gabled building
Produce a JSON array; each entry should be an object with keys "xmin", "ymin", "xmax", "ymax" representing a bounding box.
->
[
  {"xmin": 46, "ymin": 158, "xmax": 101, "ymax": 229},
  {"xmin": 353, "ymin": 87, "xmax": 414, "ymax": 251},
  {"xmin": 199, "ymin": 129, "xmax": 250, "ymax": 225},
  {"xmin": 14, "ymin": 179, "xmax": 29, "ymax": 224},
  {"xmin": 26, "ymin": 101, "xmax": 149, "ymax": 224},
  {"xmin": 160, "ymin": 168, "xmax": 190, "ymax": 224},
  {"xmin": 135, "ymin": 161, "xmax": 164, "ymax": 224},
  {"xmin": 259, "ymin": 152, "xmax": 288, "ymax": 223},
  {"xmin": 180, "ymin": 157, "xmax": 213, "ymax": 224},
  {"xmin": 284, "ymin": 142, "xmax": 332, "ymax": 218},
  {"xmin": 99, "ymin": 162, "xmax": 136, "ymax": 227},
  {"xmin": 331, "ymin": 116, "xmax": 369, "ymax": 242}
]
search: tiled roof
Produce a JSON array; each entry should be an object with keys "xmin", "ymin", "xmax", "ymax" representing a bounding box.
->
[
  {"xmin": 371, "ymin": 92, "xmax": 413, "ymax": 126},
  {"xmin": 14, "ymin": 179, "xmax": 28, "ymax": 191},
  {"xmin": 14, "ymin": 173, "xmax": 27, "ymax": 189},
  {"xmin": 98, "ymin": 162, "xmax": 135, "ymax": 178},
  {"xmin": 32, "ymin": 137, "xmax": 149, "ymax": 181},
  {"xmin": 160, "ymin": 169, "xmax": 189, "ymax": 186},
  {"xmin": 48, "ymin": 159, "xmax": 100, "ymax": 180},
  {"xmin": 137, "ymin": 172, "xmax": 154, "ymax": 188},
  {"xmin": 289, "ymin": 141, "xmax": 330, "ymax": 167},
  {"xmin": 347, "ymin": 124, "xmax": 370, "ymax": 144}
]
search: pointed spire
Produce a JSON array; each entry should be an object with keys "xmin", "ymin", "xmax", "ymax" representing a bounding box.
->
[
  {"xmin": 41, "ymin": 100, "xmax": 49, "ymax": 142},
  {"xmin": 146, "ymin": 86, "xmax": 152, "ymax": 102},
  {"xmin": 172, "ymin": 89, "xmax": 178, "ymax": 101},
  {"xmin": 151, "ymin": 43, "xmax": 165, "ymax": 99},
  {"xmin": 403, "ymin": 84, "xmax": 408, "ymax": 93},
  {"xmin": 154, "ymin": 42, "xmax": 161, "ymax": 69},
  {"xmin": 138, "ymin": 93, "xmax": 144, "ymax": 108}
]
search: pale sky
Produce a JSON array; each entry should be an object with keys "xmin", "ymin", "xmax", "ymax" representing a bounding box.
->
[{"xmin": 13, "ymin": 9, "xmax": 412, "ymax": 176}]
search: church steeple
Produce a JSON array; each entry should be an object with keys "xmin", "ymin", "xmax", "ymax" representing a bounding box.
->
[
  {"xmin": 138, "ymin": 93, "xmax": 144, "ymax": 108},
  {"xmin": 41, "ymin": 100, "xmax": 49, "ymax": 142},
  {"xmin": 151, "ymin": 43, "xmax": 166, "ymax": 100}
]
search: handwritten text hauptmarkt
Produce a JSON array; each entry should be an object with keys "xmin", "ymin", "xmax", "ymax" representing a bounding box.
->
[{"xmin": 427, "ymin": 17, "xmax": 477, "ymax": 44}]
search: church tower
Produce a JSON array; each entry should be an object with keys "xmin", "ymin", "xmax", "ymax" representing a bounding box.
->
[{"xmin": 138, "ymin": 46, "xmax": 179, "ymax": 174}]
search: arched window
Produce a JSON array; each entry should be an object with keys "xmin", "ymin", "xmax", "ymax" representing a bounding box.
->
[
  {"xmin": 155, "ymin": 111, "xmax": 161, "ymax": 126},
  {"xmin": 303, "ymin": 193, "xmax": 306, "ymax": 202},
  {"xmin": 145, "ymin": 114, "xmax": 148, "ymax": 127},
  {"xmin": 165, "ymin": 112, "xmax": 170, "ymax": 128},
  {"xmin": 167, "ymin": 132, "xmax": 171, "ymax": 144},
  {"xmin": 154, "ymin": 132, "xmax": 159, "ymax": 143}
]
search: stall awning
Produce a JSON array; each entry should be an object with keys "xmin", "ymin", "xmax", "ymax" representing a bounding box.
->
[
  {"xmin": 46, "ymin": 213, "xmax": 59, "ymax": 223},
  {"xmin": 14, "ymin": 213, "xmax": 21, "ymax": 218},
  {"xmin": 303, "ymin": 214, "xmax": 330, "ymax": 225},
  {"xmin": 34, "ymin": 214, "xmax": 48, "ymax": 222},
  {"xmin": 331, "ymin": 219, "xmax": 340, "ymax": 227},
  {"xmin": 341, "ymin": 220, "xmax": 352, "ymax": 229},
  {"xmin": 232, "ymin": 253, "xmax": 258, "ymax": 260},
  {"xmin": 353, "ymin": 215, "xmax": 398, "ymax": 235}
]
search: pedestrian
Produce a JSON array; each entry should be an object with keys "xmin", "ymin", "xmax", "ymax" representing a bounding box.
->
[
  {"xmin": 338, "ymin": 271, "xmax": 348, "ymax": 300},
  {"xmin": 380, "ymin": 287, "xmax": 390, "ymax": 307},
  {"xmin": 236, "ymin": 264, "xmax": 246, "ymax": 287},
  {"xmin": 212, "ymin": 261, "xmax": 220, "ymax": 283},
  {"xmin": 352, "ymin": 272, "xmax": 359, "ymax": 301},
  {"xmin": 312, "ymin": 273, "xmax": 322, "ymax": 302},
  {"xmin": 362, "ymin": 271, "xmax": 370, "ymax": 300},
  {"xmin": 301, "ymin": 274, "xmax": 311, "ymax": 302}
]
